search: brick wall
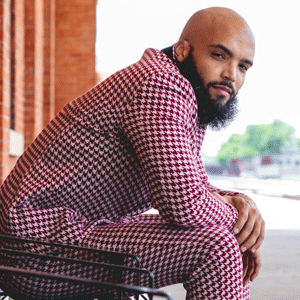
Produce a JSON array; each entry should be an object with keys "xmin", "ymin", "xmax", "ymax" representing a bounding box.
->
[
  {"xmin": 0, "ymin": 0, "xmax": 11, "ymax": 182},
  {"xmin": 55, "ymin": 0, "xmax": 97, "ymax": 114},
  {"xmin": 13, "ymin": 0, "xmax": 25, "ymax": 134},
  {"xmin": 23, "ymin": 0, "xmax": 44, "ymax": 149},
  {"xmin": 8, "ymin": 0, "xmax": 25, "ymax": 179},
  {"xmin": 43, "ymin": 0, "xmax": 55, "ymax": 127},
  {"xmin": 0, "ymin": 0, "xmax": 97, "ymax": 184}
]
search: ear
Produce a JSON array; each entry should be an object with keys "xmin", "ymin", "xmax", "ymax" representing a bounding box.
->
[{"xmin": 174, "ymin": 39, "xmax": 191, "ymax": 62}]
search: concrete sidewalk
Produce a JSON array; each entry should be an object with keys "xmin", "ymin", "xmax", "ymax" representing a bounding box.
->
[
  {"xmin": 250, "ymin": 229, "xmax": 300, "ymax": 300},
  {"xmin": 161, "ymin": 229, "xmax": 300, "ymax": 300}
]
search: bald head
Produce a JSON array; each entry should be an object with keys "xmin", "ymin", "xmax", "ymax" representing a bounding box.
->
[
  {"xmin": 173, "ymin": 7, "xmax": 255, "ymax": 125},
  {"xmin": 180, "ymin": 7, "xmax": 255, "ymax": 49}
]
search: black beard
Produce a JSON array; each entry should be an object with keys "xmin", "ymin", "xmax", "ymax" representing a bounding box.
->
[{"xmin": 176, "ymin": 53, "xmax": 239, "ymax": 130}]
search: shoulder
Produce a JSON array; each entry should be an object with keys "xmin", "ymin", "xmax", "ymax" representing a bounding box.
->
[
  {"xmin": 139, "ymin": 49, "xmax": 197, "ymax": 116},
  {"xmin": 138, "ymin": 48, "xmax": 192, "ymax": 92},
  {"xmin": 123, "ymin": 49, "xmax": 198, "ymax": 125}
]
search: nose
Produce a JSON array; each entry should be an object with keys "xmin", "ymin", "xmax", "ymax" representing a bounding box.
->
[{"xmin": 221, "ymin": 63, "xmax": 237, "ymax": 82}]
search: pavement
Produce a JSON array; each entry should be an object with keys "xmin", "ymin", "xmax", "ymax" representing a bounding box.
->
[
  {"xmin": 159, "ymin": 181, "xmax": 300, "ymax": 300},
  {"xmin": 249, "ymin": 230, "xmax": 300, "ymax": 300}
]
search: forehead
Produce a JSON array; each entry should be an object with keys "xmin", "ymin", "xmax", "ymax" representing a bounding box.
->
[{"xmin": 198, "ymin": 23, "xmax": 255, "ymax": 59}]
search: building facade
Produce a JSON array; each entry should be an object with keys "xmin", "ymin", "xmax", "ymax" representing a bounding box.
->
[{"xmin": 0, "ymin": 0, "xmax": 97, "ymax": 184}]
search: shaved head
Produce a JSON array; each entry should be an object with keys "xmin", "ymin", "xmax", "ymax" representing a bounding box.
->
[
  {"xmin": 173, "ymin": 7, "xmax": 255, "ymax": 129},
  {"xmin": 180, "ymin": 7, "xmax": 255, "ymax": 50}
]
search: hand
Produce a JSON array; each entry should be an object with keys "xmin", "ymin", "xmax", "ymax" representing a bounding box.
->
[
  {"xmin": 224, "ymin": 193, "xmax": 265, "ymax": 253},
  {"xmin": 242, "ymin": 249, "xmax": 261, "ymax": 286}
]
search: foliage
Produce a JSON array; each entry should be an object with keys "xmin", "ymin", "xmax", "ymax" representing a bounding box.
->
[{"xmin": 217, "ymin": 120, "xmax": 299, "ymax": 164}]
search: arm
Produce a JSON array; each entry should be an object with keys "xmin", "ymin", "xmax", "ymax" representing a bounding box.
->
[
  {"xmin": 122, "ymin": 77, "xmax": 238, "ymax": 230},
  {"xmin": 213, "ymin": 192, "xmax": 265, "ymax": 253},
  {"xmin": 211, "ymin": 194, "xmax": 262, "ymax": 285},
  {"xmin": 194, "ymin": 146, "xmax": 265, "ymax": 252}
]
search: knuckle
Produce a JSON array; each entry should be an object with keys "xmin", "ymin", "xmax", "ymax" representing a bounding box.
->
[
  {"xmin": 245, "ymin": 221, "xmax": 255, "ymax": 231},
  {"xmin": 239, "ymin": 211, "xmax": 248, "ymax": 219},
  {"xmin": 250, "ymin": 208, "xmax": 258, "ymax": 217},
  {"xmin": 236, "ymin": 236, "xmax": 243, "ymax": 243},
  {"xmin": 255, "ymin": 239, "xmax": 263, "ymax": 248},
  {"xmin": 260, "ymin": 230, "xmax": 265, "ymax": 240},
  {"xmin": 242, "ymin": 201, "xmax": 250, "ymax": 210},
  {"xmin": 253, "ymin": 228, "xmax": 261, "ymax": 236},
  {"xmin": 246, "ymin": 239, "xmax": 255, "ymax": 247}
]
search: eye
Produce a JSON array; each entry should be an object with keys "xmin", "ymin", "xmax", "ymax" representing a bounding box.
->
[
  {"xmin": 212, "ymin": 52, "xmax": 225, "ymax": 60},
  {"xmin": 239, "ymin": 64, "xmax": 249, "ymax": 72}
]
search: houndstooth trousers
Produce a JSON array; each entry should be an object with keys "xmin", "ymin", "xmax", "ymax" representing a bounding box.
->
[{"xmin": 0, "ymin": 48, "xmax": 250, "ymax": 299}]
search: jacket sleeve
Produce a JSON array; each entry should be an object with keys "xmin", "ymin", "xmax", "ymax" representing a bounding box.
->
[{"xmin": 122, "ymin": 76, "xmax": 238, "ymax": 230}]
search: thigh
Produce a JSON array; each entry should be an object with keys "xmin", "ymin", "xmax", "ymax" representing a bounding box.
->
[{"xmin": 81, "ymin": 214, "xmax": 239, "ymax": 289}]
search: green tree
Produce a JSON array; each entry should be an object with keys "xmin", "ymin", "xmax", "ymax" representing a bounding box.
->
[
  {"xmin": 217, "ymin": 120, "xmax": 299, "ymax": 164},
  {"xmin": 217, "ymin": 134, "xmax": 256, "ymax": 164}
]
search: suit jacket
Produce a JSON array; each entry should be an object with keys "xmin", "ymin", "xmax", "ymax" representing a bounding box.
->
[{"xmin": 0, "ymin": 48, "xmax": 238, "ymax": 244}]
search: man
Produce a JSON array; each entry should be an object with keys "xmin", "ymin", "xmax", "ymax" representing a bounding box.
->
[{"xmin": 0, "ymin": 6, "xmax": 264, "ymax": 300}]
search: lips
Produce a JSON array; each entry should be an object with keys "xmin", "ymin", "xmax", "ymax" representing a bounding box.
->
[{"xmin": 213, "ymin": 85, "xmax": 232, "ymax": 97}]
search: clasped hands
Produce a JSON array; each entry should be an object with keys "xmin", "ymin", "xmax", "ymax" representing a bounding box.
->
[{"xmin": 212, "ymin": 192, "xmax": 265, "ymax": 286}]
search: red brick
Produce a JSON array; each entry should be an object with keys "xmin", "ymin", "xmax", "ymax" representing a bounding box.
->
[
  {"xmin": 0, "ymin": 0, "xmax": 96, "ymax": 183},
  {"xmin": 55, "ymin": 0, "xmax": 96, "ymax": 114}
]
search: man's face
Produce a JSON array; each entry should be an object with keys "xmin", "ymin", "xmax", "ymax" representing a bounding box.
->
[
  {"xmin": 176, "ymin": 25, "xmax": 255, "ymax": 129},
  {"xmin": 190, "ymin": 28, "xmax": 255, "ymax": 106}
]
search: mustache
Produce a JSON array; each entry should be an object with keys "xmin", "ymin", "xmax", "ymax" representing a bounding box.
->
[{"xmin": 207, "ymin": 81, "xmax": 236, "ymax": 96}]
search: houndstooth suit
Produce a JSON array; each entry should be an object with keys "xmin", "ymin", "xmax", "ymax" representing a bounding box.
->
[{"xmin": 0, "ymin": 48, "xmax": 250, "ymax": 299}]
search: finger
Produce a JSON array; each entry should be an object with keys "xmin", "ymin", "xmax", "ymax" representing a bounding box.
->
[
  {"xmin": 231, "ymin": 194, "xmax": 261, "ymax": 235},
  {"xmin": 243, "ymin": 254, "xmax": 255, "ymax": 286},
  {"xmin": 240, "ymin": 214, "xmax": 265, "ymax": 252},
  {"xmin": 250, "ymin": 253, "xmax": 262, "ymax": 282},
  {"xmin": 232, "ymin": 208, "xmax": 249, "ymax": 235},
  {"xmin": 239, "ymin": 221, "xmax": 260, "ymax": 252},
  {"xmin": 242, "ymin": 255, "xmax": 249, "ymax": 279},
  {"xmin": 249, "ymin": 220, "xmax": 265, "ymax": 253},
  {"xmin": 235, "ymin": 216, "xmax": 256, "ymax": 249},
  {"xmin": 231, "ymin": 197, "xmax": 253, "ymax": 235}
]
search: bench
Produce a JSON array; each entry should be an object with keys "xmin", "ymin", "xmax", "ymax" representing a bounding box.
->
[{"xmin": 0, "ymin": 234, "xmax": 173, "ymax": 300}]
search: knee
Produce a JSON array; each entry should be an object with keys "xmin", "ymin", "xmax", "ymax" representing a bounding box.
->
[
  {"xmin": 213, "ymin": 225, "xmax": 239, "ymax": 248},
  {"xmin": 204, "ymin": 225, "xmax": 242, "ymax": 264},
  {"xmin": 193, "ymin": 225, "xmax": 241, "ymax": 257}
]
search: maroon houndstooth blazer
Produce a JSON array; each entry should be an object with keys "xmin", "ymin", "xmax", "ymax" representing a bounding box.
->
[{"xmin": 0, "ymin": 48, "xmax": 238, "ymax": 244}]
